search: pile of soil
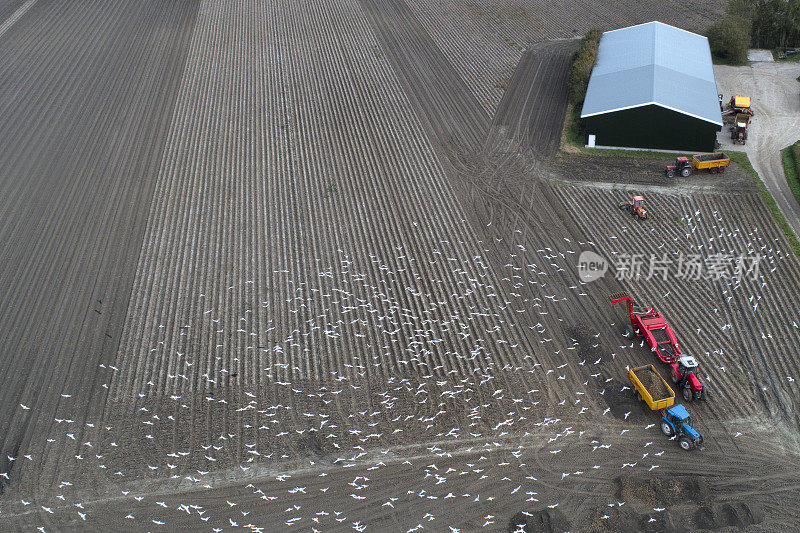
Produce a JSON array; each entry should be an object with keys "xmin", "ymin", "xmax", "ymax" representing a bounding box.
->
[
  {"xmin": 509, "ymin": 508, "xmax": 571, "ymax": 533},
  {"xmin": 634, "ymin": 366, "xmax": 672, "ymax": 401},
  {"xmin": 615, "ymin": 475, "xmax": 710, "ymax": 507}
]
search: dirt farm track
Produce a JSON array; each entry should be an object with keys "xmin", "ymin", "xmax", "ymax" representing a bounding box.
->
[{"xmin": 2, "ymin": 0, "xmax": 800, "ymax": 531}]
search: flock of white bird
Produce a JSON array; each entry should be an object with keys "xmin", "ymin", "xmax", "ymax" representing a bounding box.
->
[{"xmin": 2, "ymin": 208, "xmax": 795, "ymax": 532}]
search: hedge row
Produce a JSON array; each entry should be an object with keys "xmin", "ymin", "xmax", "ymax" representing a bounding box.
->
[
  {"xmin": 568, "ymin": 28, "xmax": 602, "ymax": 107},
  {"xmin": 791, "ymin": 142, "xmax": 800, "ymax": 178}
]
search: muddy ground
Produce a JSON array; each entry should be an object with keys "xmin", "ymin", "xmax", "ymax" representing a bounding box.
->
[{"xmin": 1, "ymin": 0, "xmax": 799, "ymax": 532}]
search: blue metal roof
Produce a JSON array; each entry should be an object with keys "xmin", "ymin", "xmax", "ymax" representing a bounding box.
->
[
  {"xmin": 667, "ymin": 404, "xmax": 690, "ymax": 420},
  {"xmin": 580, "ymin": 21, "xmax": 722, "ymax": 126}
]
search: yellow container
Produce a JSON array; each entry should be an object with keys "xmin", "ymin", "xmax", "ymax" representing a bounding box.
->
[
  {"xmin": 692, "ymin": 153, "xmax": 730, "ymax": 170},
  {"xmin": 732, "ymin": 96, "xmax": 750, "ymax": 108},
  {"xmin": 628, "ymin": 365, "xmax": 675, "ymax": 410}
]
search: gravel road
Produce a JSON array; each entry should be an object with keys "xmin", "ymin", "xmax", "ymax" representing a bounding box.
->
[{"xmin": 715, "ymin": 62, "xmax": 800, "ymax": 238}]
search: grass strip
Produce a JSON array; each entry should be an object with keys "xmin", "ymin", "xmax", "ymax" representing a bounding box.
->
[
  {"xmin": 781, "ymin": 142, "xmax": 800, "ymax": 207},
  {"xmin": 729, "ymin": 151, "xmax": 800, "ymax": 257}
]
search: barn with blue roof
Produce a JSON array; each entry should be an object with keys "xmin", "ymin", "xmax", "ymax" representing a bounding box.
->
[{"xmin": 580, "ymin": 21, "xmax": 722, "ymax": 152}]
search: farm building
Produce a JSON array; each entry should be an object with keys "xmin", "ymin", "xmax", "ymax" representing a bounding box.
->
[{"xmin": 580, "ymin": 21, "xmax": 722, "ymax": 152}]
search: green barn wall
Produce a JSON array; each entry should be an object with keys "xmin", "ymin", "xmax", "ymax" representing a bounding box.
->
[{"xmin": 582, "ymin": 104, "xmax": 721, "ymax": 152}]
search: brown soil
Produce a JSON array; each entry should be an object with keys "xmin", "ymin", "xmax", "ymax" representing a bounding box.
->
[
  {"xmin": 1, "ymin": 1, "xmax": 799, "ymax": 532},
  {"xmin": 616, "ymin": 475, "xmax": 710, "ymax": 507},
  {"xmin": 634, "ymin": 367, "xmax": 673, "ymax": 402}
]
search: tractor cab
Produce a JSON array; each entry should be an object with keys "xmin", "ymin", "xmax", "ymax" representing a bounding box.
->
[
  {"xmin": 671, "ymin": 354, "xmax": 703, "ymax": 401},
  {"xmin": 627, "ymin": 195, "xmax": 647, "ymax": 219},
  {"xmin": 663, "ymin": 404, "xmax": 692, "ymax": 431},
  {"xmin": 677, "ymin": 355, "xmax": 698, "ymax": 376},
  {"xmin": 665, "ymin": 157, "xmax": 692, "ymax": 178},
  {"xmin": 661, "ymin": 404, "xmax": 704, "ymax": 450}
]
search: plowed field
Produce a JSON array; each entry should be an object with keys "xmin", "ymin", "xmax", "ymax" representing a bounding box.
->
[{"xmin": 2, "ymin": 0, "xmax": 798, "ymax": 532}]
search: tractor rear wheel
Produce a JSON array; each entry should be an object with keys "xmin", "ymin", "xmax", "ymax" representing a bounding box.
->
[
  {"xmin": 661, "ymin": 422, "xmax": 674, "ymax": 437},
  {"xmin": 681, "ymin": 167, "xmax": 691, "ymax": 177},
  {"xmin": 683, "ymin": 387, "xmax": 692, "ymax": 402},
  {"xmin": 679, "ymin": 437, "xmax": 692, "ymax": 451}
]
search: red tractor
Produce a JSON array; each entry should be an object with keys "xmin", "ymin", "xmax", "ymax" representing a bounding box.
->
[
  {"xmin": 730, "ymin": 114, "xmax": 750, "ymax": 145},
  {"xmin": 665, "ymin": 157, "xmax": 692, "ymax": 178},
  {"xmin": 670, "ymin": 354, "xmax": 704, "ymax": 401}
]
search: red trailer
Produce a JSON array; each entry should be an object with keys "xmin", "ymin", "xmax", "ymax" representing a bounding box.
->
[
  {"xmin": 610, "ymin": 292, "xmax": 680, "ymax": 363},
  {"xmin": 610, "ymin": 292, "xmax": 705, "ymax": 401}
]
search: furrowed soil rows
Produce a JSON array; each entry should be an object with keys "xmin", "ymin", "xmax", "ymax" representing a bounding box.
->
[
  {"xmin": 2, "ymin": 0, "xmax": 800, "ymax": 530},
  {"xmin": 548, "ymin": 175, "xmax": 800, "ymax": 424},
  {"xmin": 494, "ymin": 40, "xmax": 576, "ymax": 156},
  {"xmin": 103, "ymin": 0, "xmax": 574, "ymax": 489},
  {"xmin": 359, "ymin": 0, "xmax": 490, "ymax": 156},
  {"xmin": 0, "ymin": 0, "xmax": 200, "ymax": 495}
]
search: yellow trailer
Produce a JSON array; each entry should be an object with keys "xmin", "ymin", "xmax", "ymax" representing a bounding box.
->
[
  {"xmin": 666, "ymin": 153, "xmax": 731, "ymax": 177},
  {"xmin": 628, "ymin": 365, "xmax": 675, "ymax": 411},
  {"xmin": 692, "ymin": 153, "xmax": 730, "ymax": 174}
]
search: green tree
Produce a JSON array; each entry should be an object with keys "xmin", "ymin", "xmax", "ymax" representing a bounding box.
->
[
  {"xmin": 708, "ymin": 0, "xmax": 800, "ymax": 56},
  {"xmin": 750, "ymin": 0, "xmax": 800, "ymax": 49},
  {"xmin": 569, "ymin": 28, "xmax": 602, "ymax": 106},
  {"xmin": 707, "ymin": 18, "xmax": 750, "ymax": 63}
]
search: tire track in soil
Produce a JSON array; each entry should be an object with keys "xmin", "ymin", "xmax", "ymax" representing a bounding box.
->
[
  {"xmin": 493, "ymin": 40, "xmax": 577, "ymax": 156},
  {"xmin": 0, "ymin": 0, "xmax": 34, "ymax": 39},
  {"xmin": 0, "ymin": 1, "xmax": 26, "ymax": 24}
]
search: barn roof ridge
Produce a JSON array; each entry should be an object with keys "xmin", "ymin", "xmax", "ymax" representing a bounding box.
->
[{"xmin": 580, "ymin": 21, "xmax": 723, "ymax": 126}]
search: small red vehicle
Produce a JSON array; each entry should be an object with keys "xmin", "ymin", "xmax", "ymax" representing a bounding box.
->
[
  {"xmin": 670, "ymin": 354, "xmax": 704, "ymax": 402},
  {"xmin": 665, "ymin": 154, "xmax": 730, "ymax": 178}
]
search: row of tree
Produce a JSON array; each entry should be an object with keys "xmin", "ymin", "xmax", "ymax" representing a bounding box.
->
[
  {"xmin": 708, "ymin": 0, "xmax": 800, "ymax": 64},
  {"xmin": 751, "ymin": 0, "xmax": 800, "ymax": 49},
  {"xmin": 568, "ymin": 29, "xmax": 602, "ymax": 107}
]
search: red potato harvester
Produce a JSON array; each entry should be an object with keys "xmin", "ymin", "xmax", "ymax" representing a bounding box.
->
[{"xmin": 610, "ymin": 292, "xmax": 704, "ymax": 401}]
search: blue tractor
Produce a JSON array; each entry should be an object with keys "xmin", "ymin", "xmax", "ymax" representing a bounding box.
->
[{"xmin": 660, "ymin": 404, "xmax": 704, "ymax": 451}]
